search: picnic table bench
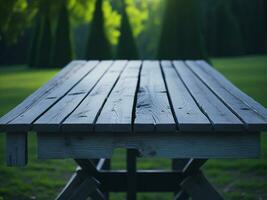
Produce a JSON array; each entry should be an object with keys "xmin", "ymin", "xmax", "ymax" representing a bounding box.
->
[{"xmin": 1, "ymin": 60, "xmax": 267, "ymax": 200}]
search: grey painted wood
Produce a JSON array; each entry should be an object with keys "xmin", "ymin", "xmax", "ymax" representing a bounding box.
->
[
  {"xmin": 173, "ymin": 61, "xmax": 244, "ymax": 131},
  {"xmin": 172, "ymin": 159, "xmax": 190, "ymax": 172},
  {"xmin": 37, "ymin": 132, "xmax": 260, "ymax": 159},
  {"xmin": 193, "ymin": 60, "xmax": 267, "ymax": 131},
  {"xmin": 0, "ymin": 61, "xmax": 87, "ymax": 132},
  {"xmin": 134, "ymin": 61, "xmax": 176, "ymax": 133},
  {"xmin": 56, "ymin": 169, "xmax": 85, "ymax": 200},
  {"xmin": 90, "ymin": 189, "xmax": 107, "ymax": 200},
  {"xmin": 127, "ymin": 149, "xmax": 137, "ymax": 200},
  {"xmin": 33, "ymin": 61, "xmax": 112, "ymax": 132},
  {"xmin": 181, "ymin": 171, "xmax": 224, "ymax": 200},
  {"xmin": 6, "ymin": 132, "xmax": 27, "ymax": 166},
  {"xmin": 5, "ymin": 61, "xmax": 99, "ymax": 132},
  {"xmin": 175, "ymin": 191, "xmax": 189, "ymax": 200},
  {"xmin": 62, "ymin": 60, "xmax": 128, "ymax": 132},
  {"xmin": 172, "ymin": 159, "xmax": 190, "ymax": 199},
  {"xmin": 161, "ymin": 61, "xmax": 211, "ymax": 131},
  {"xmin": 95, "ymin": 61, "xmax": 141, "ymax": 133},
  {"xmin": 69, "ymin": 176, "xmax": 100, "ymax": 200}
]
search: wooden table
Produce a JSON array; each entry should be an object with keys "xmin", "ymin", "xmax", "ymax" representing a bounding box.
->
[{"xmin": 1, "ymin": 60, "xmax": 266, "ymax": 200}]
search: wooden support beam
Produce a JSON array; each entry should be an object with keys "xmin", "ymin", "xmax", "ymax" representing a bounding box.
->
[
  {"xmin": 94, "ymin": 170, "xmax": 183, "ymax": 192},
  {"xmin": 99, "ymin": 159, "xmax": 110, "ymax": 200},
  {"xmin": 37, "ymin": 132, "xmax": 260, "ymax": 159},
  {"xmin": 181, "ymin": 171, "xmax": 224, "ymax": 200},
  {"xmin": 6, "ymin": 132, "xmax": 28, "ymax": 166},
  {"xmin": 175, "ymin": 191, "xmax": 190, "ymax": 200},
  {"xmin": 127, "ymin": 149, "xmax": 137, "ymax": 200},
  {"xmin": 172, "ymin": 159, "xmax": 190, "ymax": 199},
  {"xmin": 56, "ymin": 169, "xmax": 85, "ymax": 200},
  {"xmin": 69, "ymin": 176, "xmax": 100, "ymax": 200}
]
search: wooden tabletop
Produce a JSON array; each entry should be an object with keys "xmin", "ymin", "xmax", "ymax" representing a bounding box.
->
[{"xmin": 1, "ymin": 60, "xmax": 267, "ymax": 134}]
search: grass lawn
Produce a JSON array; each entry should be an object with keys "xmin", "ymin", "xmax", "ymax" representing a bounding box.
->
[{"xmin": 0, "ymin": 55, "xmax": 267, "ymax": 200}]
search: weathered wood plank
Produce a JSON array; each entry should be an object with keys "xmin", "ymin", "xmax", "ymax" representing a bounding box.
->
[
  {"xmin": 192, "ymin": 60, "xmax": 267, "ymax": 131},
  {"xmin": 33, "ymin": 61, "xmax": 112, "ymax": 132},
  {"xmin": 173, "ymin": 61, "xmax": 244, "ymax": 131},
  {"xmin": 6, "ymin": 132, "xmax": 28, "ymax": 166},
  {"xmin": 5, "ymin": 61, "xmax": 99, "ymax": 132},
  {"xmin": 161, "ymin": 61, "xmax": 211, "ymax": 132},
  {"xmin": 0, "ymin": 61, "xmax": 87, "ymax": 131},
  {"xmin": 62, "ymin": 60, "xmax": 128, "ymax": 132},
  {"xmin": 37, "ymin": 132, "xmax": 260, "ymax": 159},
  {"xmin": 95, "ymin": 61, "xmax": 141, "ymax": 133},
  {"xmin": 134, "ymin": 61, "xmax": 176, "ymax": 133}
]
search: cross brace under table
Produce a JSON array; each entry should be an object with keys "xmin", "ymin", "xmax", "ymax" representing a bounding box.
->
[{"xmin": 55, "ymin": 151, "xmax": 224, "ymax": 200}]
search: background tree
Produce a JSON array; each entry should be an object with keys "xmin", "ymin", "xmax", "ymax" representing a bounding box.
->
[
  {"xmin": 35, "ymin": 10, "xmax": 52, "ymax": 68},
  {"xmin": 157, "ymin": 0, "xmax": 207, "ymax": 60},
  {"xmin": 230, "ymin": 0, "xmax": 264, "ymax": 54},
  {"xmin": 209, "ymin": 1, "xmax": 244, "ymax": 57},
  {"xmin": 116, "ymin": 0, "xmax": 138, "ymax": 59},
  {"xmin": 85, "ymin": 0, "xmax": 112, "ymax": 59},
  {"xmin": 27, "ymin": 15, "xmax": 41, "ymax": 67},
  {"xmin": 50, "ymin": 3, "xmax": 73, "ymax": 68}
]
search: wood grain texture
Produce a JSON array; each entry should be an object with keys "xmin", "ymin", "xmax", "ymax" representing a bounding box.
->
[
  {"xmin": 33, "ymin": 61, "xmax": 112, "ymax": 132},
  {"xmin": 37, "ymin": 132, "xmax": 260, "ymax": 159},
  {"xmin": 95, "ymin": 61, "xmax": 141, "ymax": 133},
  {"xmin": 193, "ymin": 60, "xmax": 267, "ymax": 131},
  {"xmin": 173, "ymin": 61, "xmax": 244, "ymax": 131},
  {"xmin": 6, "ymin": 132, "xmax": 28, "ymax": 166},
  {"xmin": 4, "ymin": 61, "xmax": 99, "ymax": 132},
  {"xmin": 62, "ymin": 60, "xmax": 128, "ymax": 132},
  {"xmin": 161, "ymin": 61, "xmax": 211, "ymax": 132},
  {"xmin": 0, "ymin": 61, "xmax": 87, "ymax": 131},
  {"xmin": 134, "ymin": 61, "xmax": 176, "ymax": 133}
]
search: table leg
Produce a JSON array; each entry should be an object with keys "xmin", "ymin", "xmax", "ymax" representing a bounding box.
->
[
  {"xmin": 99, "ymin": 159, "xmax": 111, "ymax": 200},
  {"xmin": 56, "ymin": 159, "xmax": 107, "ymax": 200},
  {"xmin": 172, "ymin": 159, "xmax": 190, "ymax": 200},
  {"xmin": 69, "ymin": 176, "xmax": 100, "ymax": 200},
  {"xmin": 174, "ymin": 191, "xmax": 190, "ymax": 200},
  {"xmin": 55, "ymin": 168, "xmax": 88, "ymax": 200},
  {"xmin": 181, "ymin": 171, "xmax": 224, "ymax": 200},
  {"xmin": 6, "ymin": 132, "xmax": 28, "ymax": 166},
  {"xmin": 127, "ymin": 149, "xmax": 137, "ymax": 200}
]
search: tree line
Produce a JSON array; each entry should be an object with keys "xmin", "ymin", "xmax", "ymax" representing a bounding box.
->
[{"xmin": 0, "ymin": 0, "xmax": 266, "ymax": 67}]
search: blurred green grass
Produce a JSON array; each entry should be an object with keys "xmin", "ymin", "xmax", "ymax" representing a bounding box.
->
[{"xmin": 0, "ymin": 55, "xmax": 267, "ymax": 200}]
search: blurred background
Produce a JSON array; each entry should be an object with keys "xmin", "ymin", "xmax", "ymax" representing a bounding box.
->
[{"xmin": 0, "ymin": 0, "xmax": 267, "ymax": 199}]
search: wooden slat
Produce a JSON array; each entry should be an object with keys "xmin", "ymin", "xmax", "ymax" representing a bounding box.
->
[
  {"xmin": 192, "ymin": 60, "xmax": 267, "ymax": 131},
  {"xmin": 62, "ymin": 60, "xmax": 128, "ymax": 132},
  {"xmin": 33, "ymin": 61, "xmax": 113, "ymax": 132},
  {"xmin": 134, "ymin": 61, "xmax": 176, "ymax": 133},
  {"xmin": 37, "ymin": 132, "xmax": 260, "ymax": 159},
  {"xmin": 173, "ymin": 61, "xmax": 244, "ymax": 131},
  {"xmin": 4, "ymin": 61, "xmax": 99, "ymax": 132},
  {"xmin": 95, "ymin": 61, "xmax": 141, "ymax": 133},
  {"xmin": 0, "ymin": 61, "xmax": 87, "ymax": 131},
  {"xmin": 161, "ymin": 61, "xmax": 211, "ymax": 132}
]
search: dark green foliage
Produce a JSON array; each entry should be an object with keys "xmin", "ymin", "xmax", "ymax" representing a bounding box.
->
[
  {"xmin": 50, "ymin": 4, "xmax": 73, "ymax": 68},
  {"xmin": 157, "ymin": 0, "xmax": 207, "ymax": 60},
  {"xmin": 230, "ymin": 0, "xmax": 264, "ymax": 54},
  {"xmin": 263, "ymin": 0, "xmax": 267, "ymax": 52},
  {"xmin": 85, "ymin": 0, "xmax": 112, "ymax": 59},
  {"xmin": 209, "ymin": 1, "xmax": 244, "ymax": 57},
  {"xmin": 116, "ymin": 2, "xmax": 138, "ymax": 59},
  {"xmin": 35, "ymin": 14, "xmax": 52, "ymax": 68},
  {"xmin": 28, "ymin": 16, "xmax": 41, "ymax": 67}
]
